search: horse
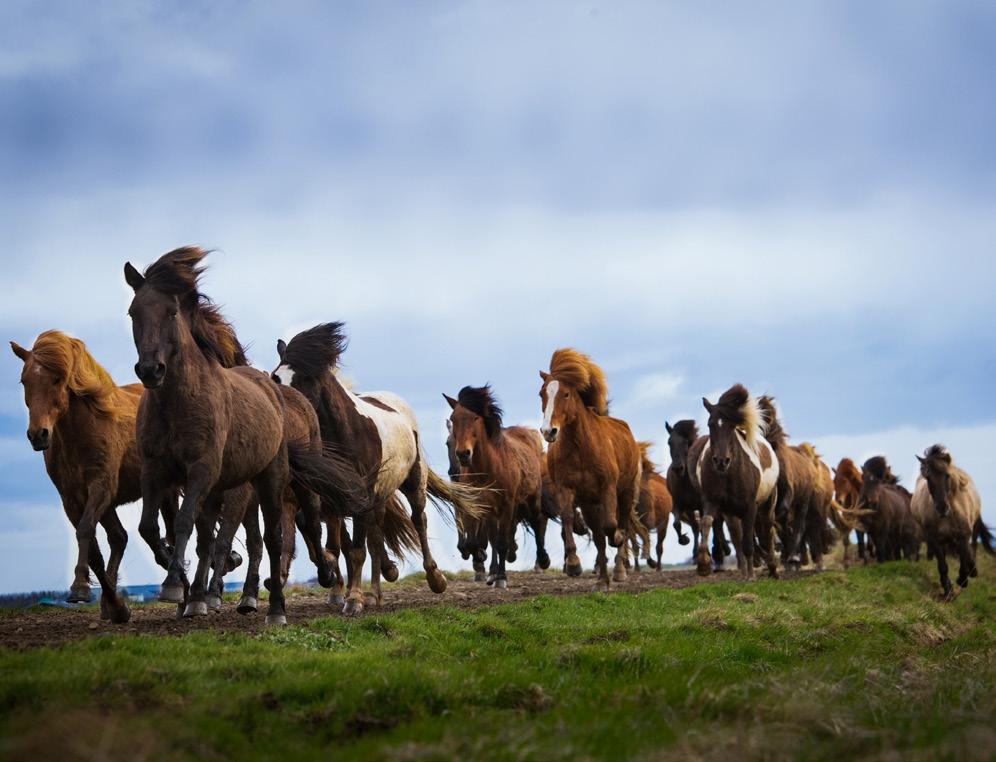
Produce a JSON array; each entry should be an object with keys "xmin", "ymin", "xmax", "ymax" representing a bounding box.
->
[
  {"xmin": 858, "ymin": 456, "xmax": 920, "ymax": 563},
  {"xmin": 912, "ymin": 445, "xmax": 993, "ymax": 600},
  {"xmin": 756, "ymin": 396, "xmax": 828, "ymax": 570},
  {"xmin": 124, "ymin": 247, "xmax": 367, "ymax": 624},
  {"xmin": 539, "ymin": 348, "xmax": 642, "ymax": 590},
  {"xmin": 271, "ymin": 322, "xmax": 489, "ymax": 615},
  {"xmin": 833, "ymin": 458, "xmax": 873, "ymax": 564},
  {"xmin": 9, "ymin": 331, "xmax": 161, "ymax": 623},
  {"xmin": 696, "ymin": 384, "xmax": 780, "ymax": 580},
  {"xmin": 665, "ymin": 419, "xmax": 734, "ymax": 568},
  {"xmin": 444, "ymin": 384, "xmax": 548, "ymax": 588},
  {"xmin": 630, "ymin": 443, "xmax": 673, "ymax": 571}
]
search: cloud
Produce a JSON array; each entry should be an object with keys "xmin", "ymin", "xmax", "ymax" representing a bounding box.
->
[{"xmin": 628, "ymin": 372, "xmax": 685, "ymax": 406}]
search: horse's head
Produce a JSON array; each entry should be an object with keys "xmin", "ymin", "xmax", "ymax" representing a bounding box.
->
[
  {"xmin": 859, "ymin": 455, "xmax": 892, "ymax": 510},
  {"xmin": 917, "ymin": 445, "xmax": 954, "ymax": 516},
  {"xmin": 445, "ymin": 385, "xmax": 503, "ymax": 466},
  {"xmin": 539, "ymin": 371, "xmax": 581, "ymax": 443},
  {"xmin": 124, "ymin": 262, "xmax": 186, "ymax": 389},
  {"xmin": 271, "ymin": 323, "xmax": 346, "ymax": 405},
  {"xmin": 665, "ymin": 420, "xmax": 698, "ymax": 476},
  {"xmin": 10, "ymin": 339, "xmax": 68, "ymax": 451},
  {"xmin": 445, "ymin": 423, "xmax": 461, "ymax": 481},
  {"xmin": 703, "ymin": 385, "xmax": 754, "ymax": 474}
]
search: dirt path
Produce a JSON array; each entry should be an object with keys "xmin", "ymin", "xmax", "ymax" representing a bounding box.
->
[{"xmin": 0, "ymin": 566, "xmax": 817, "ymax": 650}]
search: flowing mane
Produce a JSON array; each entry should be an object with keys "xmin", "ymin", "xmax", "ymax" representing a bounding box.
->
[
  {"xmin": 141, "ymin": 247, "xmax": 247, "ymax": 368},
  {"xmin": 548, "ymin": 348, "xmax": 609, "ymax": 415},
  {"xmin": 864, "ymin": 456, "xmax": 900, "ymax": 485},
  {"xmin": 756, "ymin": 395, "xmax": 787, "ymax": 448},
  {"xmin": 670, "ymin": 419, "xmax": 699, "ymax": 441},
  {"xmin": 282, "ymin": 322, "xmax": 349, "ymax": 379},
  {"xmin": 712, "ymin": 384, "xmax": 766, "ymax": 450},
  {"xmin": 456, "ymin": 384, "xmax": 504, "ymax": 440},
  {"xmin": 30, "ymin": 330, "xmax": 126, "ymax": 417},
  {"xmin": 637, "ymin": 442, "xmax": 662, "ymax": 477}
]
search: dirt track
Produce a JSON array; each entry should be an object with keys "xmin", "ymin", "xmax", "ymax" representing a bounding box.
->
[{"xmin": 0, "ymin": 566, "xmax": 818, "ymax": 650}]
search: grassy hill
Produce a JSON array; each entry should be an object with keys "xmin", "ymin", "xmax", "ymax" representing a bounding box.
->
[{"xmin": 0, "ymin": 557, "xmax": 993, "ymax": 762}]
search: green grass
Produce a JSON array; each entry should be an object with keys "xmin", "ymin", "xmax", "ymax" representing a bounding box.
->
[{"xmin": 0, "ymin": 559, "xmax": 993, "ymax": 762}]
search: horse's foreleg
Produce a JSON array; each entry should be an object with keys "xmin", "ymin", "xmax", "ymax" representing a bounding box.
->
[
  {"xmin": 254, "ymin": 455, "xmax": 289, "ymax": 626},
  {"xmin": 366, "ymin": 504, "xmax": 386, "ymax": 606},
  {"xmin": 695, "ymin": 504, "xmax": 716, "ymax": 576},
  {"xmin": 759, "ymin": 492, "xmax": 780, "ymax": 579},
  {"xmin": 183, "ymin": 510, "xmax": 216, "ymax": 617},
  {"xmin": 402, "ymin": 457, "xmax": 447, "ymax": 595},
  {"xmin": 238, "ymin": 500, "xmax": 263, "ymax": 615},
  {"xmin": 531, "ymin": 494, "xmax": 550, "ymax": 572},
  {"xmin": 956, "ymin": 536, "xmax": 975, "ymax": 590},
  {"xmin": 344, "ymin": 515, "xmax": 369, "ymax": 615},
  {"xmin": 560, "ymin": 490, "xmax": 582, "ymax": 577},
  {"xmin": 70, "ymin": 483, "xmax": 113, "ymax": 605},
  {"xmin": 292, "ymin": 484, "xmax": 334, "ymax": 589},
  {"xmin": 206, "ymin": 485, "xmax": 251, "ymax": 612}
]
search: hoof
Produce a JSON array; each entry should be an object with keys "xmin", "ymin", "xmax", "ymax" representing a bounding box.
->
[
  {"xmin": 67, "ymin": 587, "xmax": 92, "ymax": 604},
  {"xmin": 108, "ymin": 601, "xmax": 131, "ymax": 625},
  {"xmin": 205, "ymin": 594, "xmax": 223, "ymax": 613},
  {"xmin": 495, "ymin": 578, "xmax": 508, "ymax": 589},
  {"xmin": 565, "ymin": 559, "xmax": 583, "ymax": 578},
  {"xmin": 382, "ymin": 563, "xmax": 399, "ymax": 583},
  {"xmin": 613, "ymin": 567, "xmax": 628, "ymax": 583},
  {"xmin": 474, "ymin": 571, "xmax": 487, "ymax": 583},
  {"xmin": 696, "ymin": 563, "xmax": 712, "ymax": 577},
  {"xmin": 427, "ymin": 568, "xmax": 447, "ymax": 594},
  {"xmin": 159, "ymin": 584, "xmax": 185, "ymax": 604},
  {"xmin": 265, "ymin": 614, "xmax": 288, "ymax": 626},
  {"xmin": 327, "ymin": 593, "xmax": 346, "ymax": 608},
  {"xmin": 537, "ymin": 552, "xmax": 551, "ymax": 570},
  {"xmin": 225, "ymin": 550, "xmax": 243, "ymax": 573},
  {"xmin": 343, "ymin": 597, "xmax": 364, "ymax": 617},
  {"xmin": 533, "ymin": 563, "xmax": 544, "ymax": 574},
  {"xmin": 592, "ymin": 581, "xmax": 611, "ymax": 593},
  {"xmin": 237, "ymin": 595, "xmax": 258, "ymax": 615},
  {"xmin": 183, "ymin": 600, "xmax": 209, "ymax": 618},
  {"xmin": 99, "ymin": 597, "xmax": 111, "ymax": 620},
  {"xmin": 678, "ymin": 535, "xmax": 690, "ymax": 546}
]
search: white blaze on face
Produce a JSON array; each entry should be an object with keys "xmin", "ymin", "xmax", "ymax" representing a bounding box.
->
[
  {"xmin": 272, "ymin": 363, "xmax": 296, "ymax": 386},
  {"xmin": 541, "ymin": 379, "xmax": 560, "ymax": 434}
]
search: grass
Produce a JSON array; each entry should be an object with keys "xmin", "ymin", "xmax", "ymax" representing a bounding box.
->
[{"xmin": 0, "ymin": 558, "xmax": 993, "ymax": 762}]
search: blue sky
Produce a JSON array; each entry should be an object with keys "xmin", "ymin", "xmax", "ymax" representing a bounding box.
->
[{"xmin": 1, "ymin": 2, "xmax": 995, "ymax": 593}]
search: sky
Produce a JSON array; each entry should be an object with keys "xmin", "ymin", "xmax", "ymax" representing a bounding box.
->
[{"xmin": 1, "ymin": 1, "xmax": 994, "ymax": 594}]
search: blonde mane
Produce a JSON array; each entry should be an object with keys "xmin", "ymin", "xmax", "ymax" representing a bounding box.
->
[
  {"xmin": 549, "ymin": 348, "xmax": 610, "ymax": 415},
  {"xmin": 713, "ymin": 384, "xmax": 766, "ymax": 451},
  {"xmin": 31, "ymin": 331, "xmax": 126, "ymax": 418}
]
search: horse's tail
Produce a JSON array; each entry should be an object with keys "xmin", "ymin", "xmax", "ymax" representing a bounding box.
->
[
  {"xmin": 287, "ymin": 442, "xmax": 370, "ymax": 517},
  {"xmin": 829, "ymin": 498, "xmax": 869, "ymax": 532},
  {"xmin": 975, "ymin": 518, "xmax": 996, "ymax": 556},
  {"xmin": 540, "ymin": 485, "xmax": 562, "ymax": 521},
  {"xmin": 382, "ymin": 493, "xmax": 420, "ymax": 559},
  {"xmin": 426, "ymin": 467, "xmax": 491, "ymax": 532}
]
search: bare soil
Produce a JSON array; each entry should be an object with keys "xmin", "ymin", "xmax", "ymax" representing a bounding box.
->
[{"xmin": 0, "ymin": 566, "xmax": 816, "ymax": 651}]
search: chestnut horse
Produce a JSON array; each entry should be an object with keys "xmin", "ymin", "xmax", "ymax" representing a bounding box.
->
[
  {"xmin": 833, "ymin": 458, "xmax": 873, "ymax": 565},
  {"xmin": 125, "ymin": 248, "xmax": 367, "ymax": 624},
  {"xmin": 540, "ymin": 348, "xmax": 642, "ymax": 589},
  {"xmin": 9, "ymin": 331, "xmax": 165, "ymax": 623},
  {"xmin": 631, "ymin": 443, "xmax": 673, "ymax": 571},
  {"xmin": 858, "ymin": 456, "xmax": 920, "ymax": 563},
  {"xmin": 912, "ymin": 445, "xmax": 993, "ymax": 600},
  {"xmin": 445, "ymin": 384, "xmax": 547, "ymax": 588},
  {"xmin": 272, "ymin": 323, "xmax": 488, "ymax": 614},
  {"xmin": 697, "ymin": 384, "xmax": 780, "ymax": 580}
]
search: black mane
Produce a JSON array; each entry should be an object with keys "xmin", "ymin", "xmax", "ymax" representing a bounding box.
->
[
  {"xmin": 670, "ymin": 419, "xmax": 699, "ymax": 442},
  {"xmin": 712, "ymin": 383, "xmax": 750, "ymax": 424},
  {"xmin": 456, "ymin": 384, "xmax": 504, "ymax": 440},
  {"xmin": 864, "ymin": 455, "xmax": 900, "ymax": 484},
  {"xmin": 283, "ymin": 322, "xmax": 349, "ymax": 378}
]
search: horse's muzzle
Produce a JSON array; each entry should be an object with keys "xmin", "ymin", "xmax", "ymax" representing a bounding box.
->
[
  {"xmin": 28, "ymin": 428, "xmax": 50, "ymax": 451},
  {"xmin": 541, "ymin": 427, "xmax": 558, "ymax": 444},
  {"xmin": 135, "ymin": 361, "xmax": 166, "ymax": 389}
]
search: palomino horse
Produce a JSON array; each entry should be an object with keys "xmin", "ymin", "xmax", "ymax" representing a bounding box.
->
[
  {"xmin": 697, "ymin": 384, "xmax": 780, "ymax": 580},
  {"xmin": 858, "ymin": 456, "xmax": 920, "ymax": 562},
  {"xmin": 630, "ymin": 443, "xmax": 673, "ymax": 571},
  {"xmin": 445, "ymin": 384, "xmax": 547, "ymax": 588},
  {"xmin": 10, "ymin": 331, "xmax": 164, "ymax": 623},
  {"xmin": 665, "ymin": 420, "xmax": 734, "ymax": 568},
  {"xmin": 833, "ymin": 458, "xmax": 873, "ymax": 564},
  {"xmin": 912, "ymin": 445, "xmax": 993, "ymax": 600},
  {"xmin": 125, "ymin": 248, "xmax": 366, "ymax": 624},
  {"xmin": 272, "ymin": 322, "xmax": 488, "ymax": 615},
  {"xmin": 756, "ymin": 396, "xmax": 830, "ymax": 570},
  {"xmin": 540, "ymin": 348, "xmax": 642, "ymax": 589}
]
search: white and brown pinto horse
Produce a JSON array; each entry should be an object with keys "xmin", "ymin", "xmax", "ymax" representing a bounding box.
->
[
  {"xmin": 912, "ymin": 445, "xmax": 993, "ymax": 600},
  {"xmin": 540, "ymin": 348, "xmax": 642, "ymax": 590},
  {"xmin": 445, "ymin": 384, "xmax": 546, "ymax": 589},
  {"xmin": 697, "ymin": 384, "xmax": 780, "ymax": 580},
  {"xmin": 272, "ymin": 323, "xmax": 487, "ymax": 615}
]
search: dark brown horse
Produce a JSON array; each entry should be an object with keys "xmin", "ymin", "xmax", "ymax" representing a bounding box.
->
[
  {"xmin": 272, "ymin": 322, "xmax": 488, "ymax": 614},
  {"xmin": 9, "ymin": 331, "xmax": 163, "ymax": 623},
  {"xmin": 665, "ymin": 419, "xmax": 733, "ymax": 568},
  {"xmin": 858, "ymin": 456, "xmax": 920, "ymax": 563},
  {"xmin": 445, "ymin": 385, "xmax": 547, "ymax": 588},
  {"xmin": 125, "ymin": 248, "xmax": 366, "ymax": 624},
  {"xmin": 697, "ymin": 384, "xmax": 780, "ymax": 580},
  {"xmin": 540, "ymin": 348, "xmax": 642, "ymax": 589},
  {"xmin": 912, "ymin": 445, "xmax": 993, "ymax": 600}
]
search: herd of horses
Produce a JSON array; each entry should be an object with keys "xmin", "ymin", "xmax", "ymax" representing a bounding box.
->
[{"xmin": 10, "ymin": 247, "xmax": 994, "ymax": 625}]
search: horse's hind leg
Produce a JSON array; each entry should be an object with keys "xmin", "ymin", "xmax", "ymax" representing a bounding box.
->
[
  {"xmin": 253, "ymin": 456, "xmax": 289, "ymax": 626},
  {"xmin": 344, "ymin": 516, "xmax": 369, "ymax": 615},
  {"xmin": 325, "ymin": 517, "xmax": 347, "ymax": 606},
  {"xmin": 560, "ymin": 490, "xmax": 583, "ymax": 577},
  {"xmin": 365, "ymin": 502, "xmax": 387, "ymax": 607},
  {"xmin": 206, "ymin": 485, "xmax": 252, "ymax": 612},
  {"xmin": 238, "ymin": 501, "xmax": 263, "ymax": 615},
  {"xmin": 956, "ymin": 536, "xmax": 975, "ymax": 591},
  {"xmin": 531, "ymin": 496, "xmax": 550, "ymax": 572},
  {"xmin": 292, "ymin": 483, "xmax": 334, "ymax": 588},
  {"xmin": 401, "ymin": 454, "xmax": 447, "ymax": 595},
  {"xmin": 759, "ymin": 493, "xmax": 780, "ymax": 579}
]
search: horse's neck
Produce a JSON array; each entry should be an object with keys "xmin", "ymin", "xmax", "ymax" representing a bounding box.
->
[
  {"xmin": 53, "ymin": 393, "xmax": 100, "ymax": 448},
  {"xmin": 319, "ymin": 375, "xmax": 362, "ymax": 439}
]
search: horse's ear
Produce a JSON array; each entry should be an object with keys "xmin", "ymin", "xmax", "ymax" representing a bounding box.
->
[
  {"xmin": 443, "ymin": 393, "xmax": 458, "ymax": 410},
  {"xmin": 539, "ymin": 370, "xmax": 550, "ymax": 382},
  {"xmin": 9, "ymin": 341, "xmax": 29, "ymax": 362},
  {"xmin": 124, "ymin": 262, "xmax": 145, "ymax": 292},
  {"xmin": 831, "ymin": 467, "xmax": 837, "ymax": 476},
  {"xmin": 665, "ymin": 421, "xmax": 673, "ymax": 434},
  {"xmin": 916, "ymin": 455, "xmax": 926, "ymax": 465},
  {"xmin": 276, "ymin": 339, "xmax": 287, "ymax": 360},
  {"xmin": 702, "ymin": 398, "xmax": 714, "ymax": 413}
]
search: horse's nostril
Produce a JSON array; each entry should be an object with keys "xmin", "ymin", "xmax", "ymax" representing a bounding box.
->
[
  {"xmin": 155, "ymin": 363, "xmax": 166, "ymax": 377},
  {"xmin": 40, "ymin": 428, "xmax": 49, "ymax": 440}
]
